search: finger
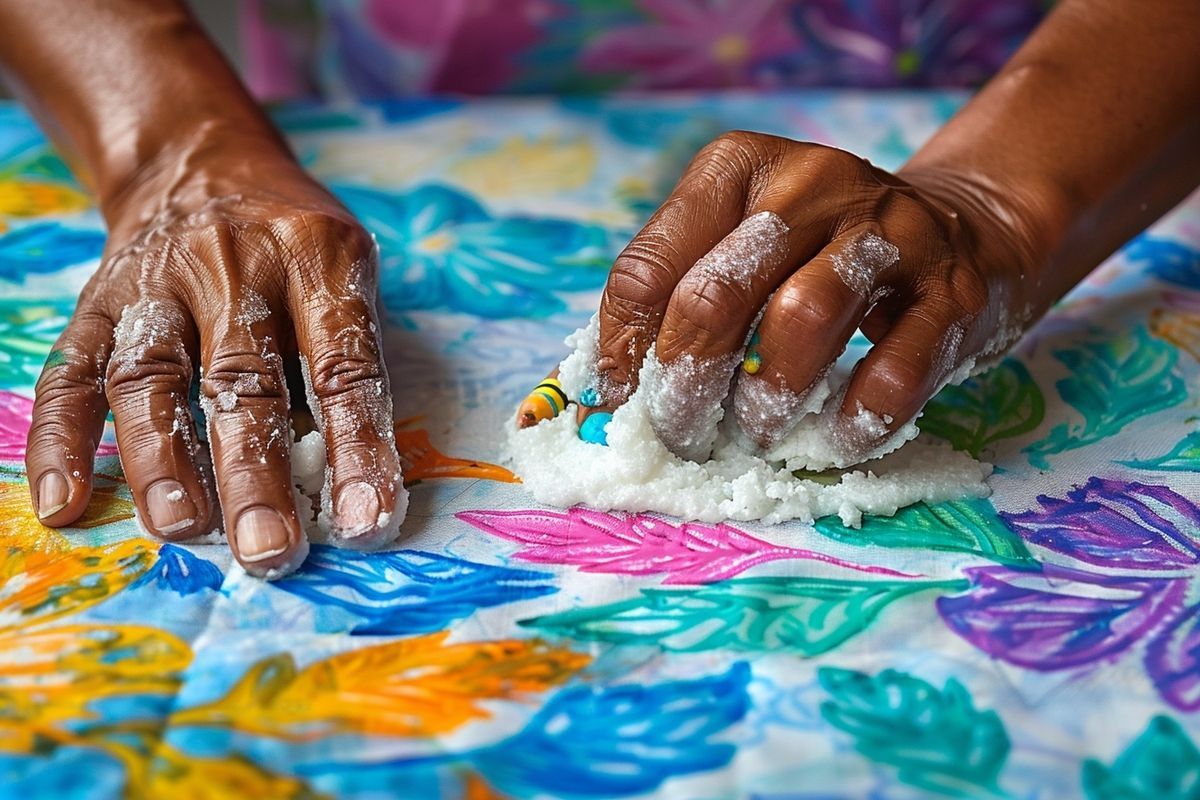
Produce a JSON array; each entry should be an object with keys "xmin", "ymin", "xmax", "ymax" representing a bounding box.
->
[
  {"xmin": 289, "ymin": 257, "xmax": 406, "ymax": 551},
  {"xmin": 645, "ymin": 209, "xmax": 807, "ymax": 460},
  {"xmin": 25, "ymin": 306, "xmax": 113, "ymax": 525},
  {"xmin": 105, "ymin": 297, "xmax": 214, "ymax": 540},
  {"xmin": 200, "ymin": 299, "xmax": 308, "ymax": 577},
  {"xmin": 835, "ymin": 296, "xmax": 972, "ymax": 461},
  {"xmin": 590, "ymin": 133, "xmax": 764, "ymax": 410},
  {"xmin": 733, "ymin": 229, "xmax": 900, "ymax": 450}
]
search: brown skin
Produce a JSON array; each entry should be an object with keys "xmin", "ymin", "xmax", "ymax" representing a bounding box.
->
[
  {"xmin": 567, "ymin": 0, "xmax": 1200, "ymax": 461},
  {"xmin": 1, "ymin": 1, "xmax": 402, "ymax": 577},
  {"xmin": 3, "ymin": 1, "xmax": 1198, "ymax": 565}
]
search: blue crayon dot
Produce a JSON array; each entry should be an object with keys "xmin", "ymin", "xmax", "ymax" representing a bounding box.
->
[
  {"xmin": 579, "ymin": 387, "xmax": 602, "ymax": 408},
  {"xmin": 578, "ymin": 412, "xmax": 613, "ymax": 446}
]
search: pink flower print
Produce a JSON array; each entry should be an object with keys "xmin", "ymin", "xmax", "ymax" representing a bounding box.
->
[{"xmin": 580, "ymin": 0, "xmax": 799, "ymax": 90}]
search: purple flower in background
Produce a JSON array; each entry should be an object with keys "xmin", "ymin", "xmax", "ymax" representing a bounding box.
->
[
  {"xmin": 1001, "ymin": 478, "xmax": 1200, "ymax": 571},
  {"xmin": 1146, "ymin": 604, "xmax": 1200, "ymax": 711},
  {"xmin": 580, "ymin": 0, "xmax": 800, "ymax": 90},
  {"xmin": 771, "ymin": 0, "xmax": 1045, "ymax": 87},
  {"xmin": 938, "ymin": 565, "xmax": 1186, "ymax": 671}
]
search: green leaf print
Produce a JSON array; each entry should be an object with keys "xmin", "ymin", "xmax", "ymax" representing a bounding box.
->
[
  {"xmin": 1082, "ymin": 715, "xmax": 1200, "ymax": 799},
  {"xmin": 520, "ymin": 577, "xmax": 966, "ymax": 655},
  {"xmin": 819, "ymin": 667, "xmax": 1010, "ymax": 797},
  {"xmin": 1120, "ymin": 429, "xmax": 1200, "ymax": 472},
  {"xmin": 918, "ymin": 360, "xmax": 1045, "ymax": 458},
  {"xmin": 814, "ymin": 498, "xmax": 1036, "ymax": 567},
  {"xmin": 0, "ymin": 297, "xmax": 72, "ymax": 387},
  {"xmin": 1025, "ymin": 327, "xmax": 1185, "ymax": 469}
]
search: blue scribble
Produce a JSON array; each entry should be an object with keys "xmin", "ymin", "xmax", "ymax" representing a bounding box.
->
[
  {"xmin": 0, "ymin": 222, "xmax": 105, "ymax": 279},
  {"xmin": 1125, "ymin": 236, "xmax": 1200, "ymax": 288},
  {"xmin": 300, "ymin": 664, "xmax": 751, "ymax": 798},
  {"xmin": 129, "ymin": 544, "xmax": 223, "ymax": 596},
  {"xmin": 471, "ymin": 663, "xmax": 752, "ymax": 797},
  {"xmin": 334, "ymin": 183, "xmax": 616, "ymax": 319},
  {"xmin": 273, "ymin": 545, "xmax": 557, "ymax": 635}
]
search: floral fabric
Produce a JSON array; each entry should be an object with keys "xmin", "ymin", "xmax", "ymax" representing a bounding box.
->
[
  {"xmin": 2, "ymin": 92, "xmax": 1199, "ymax": 798},
  {"xmin": 241, "ymin": 0, "xmax": 1047, "ymax": 99}
]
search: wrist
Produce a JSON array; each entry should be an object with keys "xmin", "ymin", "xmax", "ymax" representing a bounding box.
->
[
  {"xmin": 99, "ymin": 121, "xmax": 323, "ymax": 248},
  {"xmin": 897, "ymin": 163, "xmax": 1072, "ymax": 312}
]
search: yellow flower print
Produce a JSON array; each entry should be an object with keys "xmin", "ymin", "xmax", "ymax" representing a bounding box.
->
[
  {"xmin": 172, "ymin": 631, "xmax": 590, "ymax": 739},
  {"xmin": 0, "ymin": 180, "xmax": 90, "ymax": 217}
]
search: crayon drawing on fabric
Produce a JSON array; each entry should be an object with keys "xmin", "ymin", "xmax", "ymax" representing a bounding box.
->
[{"xmin": 1, "ymin": 92, "xmax": 1199, "ymax": 798}]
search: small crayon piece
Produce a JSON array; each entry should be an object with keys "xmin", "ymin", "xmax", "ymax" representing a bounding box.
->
[
  {"xmin": 578, "ymin": 411, "xmax": 613, "ymax": 445},
  {"xmin": 517, "ymin": 378, "xmax": 569, "ymax": 429},
  {"xmin": 743, "ymin": 330, "xmax": 762, "ymax": 374},
  {"xmin": 579, "ymin": 387, "xmax": 602, "ymax": 407}
]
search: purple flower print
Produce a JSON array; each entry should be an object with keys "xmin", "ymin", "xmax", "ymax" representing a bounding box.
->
[
  {"xmin": 776, "ymin": 0, "xmax": 1044, "ymax": 88},
  {"xmin": 1001, "ymin": 478, "xmax": 1200, "ymax": 571},
  {"xmin": 938, "ymin": 565, "xmax": 1187, "ymax": 671},
  {"xmin": 1146, "ymin": 604, "xmax": 1200, "ymax": 711}
]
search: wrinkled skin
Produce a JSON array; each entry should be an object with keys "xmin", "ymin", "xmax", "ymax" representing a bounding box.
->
[
  {"xmin": 588, "ymin": 133, "xmax": 1033, "ymax": 460},
  {"xmin": 556, "ymin": 0, "xmax": 1200, "ymax": 461},
  {"xmin": 26, "ymin": 134, "xmax": 403, "ymax": 575},
  {"xmin": 0, "ymin": 0, "xmax": 1197, "ymax": 579},
  {"xmin": 0, "ymin": 0, "xmax": 407, "ymax": 578}
]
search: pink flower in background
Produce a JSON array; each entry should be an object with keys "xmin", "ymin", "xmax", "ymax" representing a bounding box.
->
[
  {"xmin": 0, "ymin": 390, "xmax": 118, "ymax": 461},
  {"xmin": 364, "ymin": 0, "xmax": 552, "ymax": 94},
  {"xmin": 580, "ymin": 0, "xmax": 799, "ymax": 90}
]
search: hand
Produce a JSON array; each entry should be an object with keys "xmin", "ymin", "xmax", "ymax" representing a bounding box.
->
[
  {"xmin": 584, "ymin": 131, "xmax": 1043, "ymax": 462},
  {"xmin": 25, "ymin": 133, "xmax": 404, "ymax": 577}
]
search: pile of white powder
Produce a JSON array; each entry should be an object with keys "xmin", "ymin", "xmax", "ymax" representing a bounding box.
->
[{"xmin": 508, "ymin": 316, "xmax": 991, "ymax": 527}]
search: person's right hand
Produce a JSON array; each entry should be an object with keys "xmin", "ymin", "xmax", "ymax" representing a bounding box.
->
[
  {"xmin": 25, "ymin": 131, "xmax": 405, "ymax": 578},
  {"xmin": 579, "ymin": 131, "xmax": 1048, "ymax": 463}
]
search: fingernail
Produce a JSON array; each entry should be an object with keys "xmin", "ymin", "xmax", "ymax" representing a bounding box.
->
[
  {"xmin": 645, "ymin": 352, "xmax": 737, "ymax": 462},
  {"xmin": 145, "ymin": 480, "xmax": 198, "ymax": 535},
  {"xmin": 734, "ymin": 370, "xmax": 832, "ymax": 452},
  {"xmin": 36, "ymin": 471, "xmax": 69, "ymax": 519},
  {"xmin": 335, "ymin": 481, "xmax": 381, "ymax": 535},
  {"xmin": 235, "ymin": 507, "xmax": 292, "ymax": 563},
  {"xmin": 579, "ymin": 411, "xmax": 613, "ymax": 445},
  {"xmin": 828, "ymin": 396, "xmax": 895, "ymax": 464}
]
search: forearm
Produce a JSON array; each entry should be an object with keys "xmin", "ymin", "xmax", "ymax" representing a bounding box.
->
[
  {"xmin": 900, "ymin": 0, "xmax": 1200, "ymax": 306},
  {"xmin": 0, "ymin": 0, "xmax": 292, "ymax": 222}
]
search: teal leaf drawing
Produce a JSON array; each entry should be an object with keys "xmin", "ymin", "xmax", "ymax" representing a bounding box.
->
[
  {"xmin": 1025, "ymin": 327, "xmax": 1185, "ymax": 469},
  {"xmin": 1082, "ymin": 715, "xmax": 1200, "ymax": 799},
  {"xmin": 819, "ymin": 667, "xmax": 1010, "ymax": 797},
  {"xmin": 520, "ymin": 577, "xmax": 966, "ymax": 655},
  {"xmin": 814, "ymin": 498, "xmax": 1036, "ymax": 567},
  {"xmin": 1121, "ymin": 429, "xmax": 1200, "ymax": 472},
  {"xmin": 918, "ymin": 359, "xmax": 1045, "ymax": 457}
]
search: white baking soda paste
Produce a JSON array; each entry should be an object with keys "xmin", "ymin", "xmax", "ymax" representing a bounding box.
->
[{"xmin": 508, "ymin": 316, "xmax": 991, "ymax": 527}]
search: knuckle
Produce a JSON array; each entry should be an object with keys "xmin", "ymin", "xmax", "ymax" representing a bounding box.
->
[
  {"xmin": 688, "ymin": 131, "xmax": 783, "ymax": 187},
  {"xmin": 202, "ymin": 349, "xmax": 286, "ymax": 401},
  {"xmin": 305, "ymin": 346, "xmax": 385, "ymax": 399},
  {"xmin": 607, "ymin": 246, "xmax": 680, "ymax": 309},
  {"xmin": 106, "ymin": 347, "xmax": 191, "ymax": 398},
  {"xmin": 277, "ymin": 211, "xmax": 374, "ymax": 258},
  {"xmin": 36, "ymin": 353, "xmax": 104, "ymax": 402},
  {"xmin": 674, "ymin": 273, "xmax": 755, "ymax": 329},
  {"xmin": 773, "ymin": 285, "xmax": 846, "ymax": 333}
]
